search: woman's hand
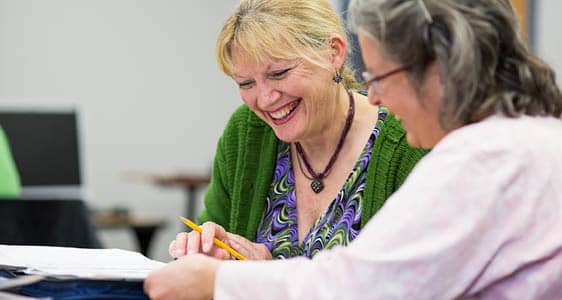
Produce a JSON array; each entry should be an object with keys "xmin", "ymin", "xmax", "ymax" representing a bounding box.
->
[
  {"xmin": 168, "ymin": 222, "xmax": 273, "ymax": 260},
  {"xmin": 144, "ymin": 254, "xmax": 221, "ymax": 300},
  {"xmin": 168, "ymin": 222, "xmax": 231, "ymax": 260},
  {"xmin": 225, "ymin": 233, "xmax": 273, "ymax": 260}
]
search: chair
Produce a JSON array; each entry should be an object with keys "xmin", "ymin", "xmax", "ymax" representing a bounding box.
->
[{"xmin": 0, "ymin": 198, "xmax": 101, "ymax": 248}]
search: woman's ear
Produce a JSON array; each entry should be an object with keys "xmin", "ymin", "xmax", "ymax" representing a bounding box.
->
[{"xmin": 329, "ymin": 34, "xmax": 347, "ymax": 70}]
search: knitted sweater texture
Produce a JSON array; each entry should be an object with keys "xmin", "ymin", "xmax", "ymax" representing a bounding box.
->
[{"xmin": 199, "ymin": 105, "xmax": 427, "ymax": 241}]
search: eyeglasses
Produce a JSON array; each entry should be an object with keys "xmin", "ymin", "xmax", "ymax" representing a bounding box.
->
[{"xmin": 361, "ymin": 65, "xmax": 411, "ymax": 95}]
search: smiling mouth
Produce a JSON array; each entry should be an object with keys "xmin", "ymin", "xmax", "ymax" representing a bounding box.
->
[{"xmin": 268, "ymin": 100, "xmax": 300, "ymax": 121}]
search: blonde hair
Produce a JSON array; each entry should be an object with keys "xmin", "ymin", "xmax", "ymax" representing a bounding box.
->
[{"xmin": 216, "ymin": 0, "xmax": 362, "ymax": 90}]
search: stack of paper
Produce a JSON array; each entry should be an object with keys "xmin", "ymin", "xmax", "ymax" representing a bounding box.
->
[{"xmin": 0, "ymin": 245, "xmax": 165, "ymax": 281}]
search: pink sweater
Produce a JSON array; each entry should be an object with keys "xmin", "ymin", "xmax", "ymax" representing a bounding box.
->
[{"xmin": 216, "ymin": 115, "xmax": 562, "ymax": 299}]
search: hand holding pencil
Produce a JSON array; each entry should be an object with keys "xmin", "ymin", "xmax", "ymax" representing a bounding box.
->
[
  {"xmin": 169, "ymin": 217, "xmax": 272, "ymax": 260},
  {"xmin": 179, "ymin": 217, "xmax": 247, "ymax": 260}
]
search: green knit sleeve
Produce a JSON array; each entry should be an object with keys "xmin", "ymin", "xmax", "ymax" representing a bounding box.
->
[
  {"xmin": 360, "ymin": 110, "xmax": 429, "ymax": 226},
  {"xmin": 393, "ymin": 136, "xmax": 429, "ymax": 188},
  {"xmin": 198, "ymin": 105, "xmax": 250, "ymax": 229},
  {"xmin": 198, "ymin": 133, "xmax": 231, "ymax": 226},
  {"xmin": 0, "ymin": 127, "xmax": 21, "ymax": 198},
  {"xmin": 382, "ymin": 113, "xmax": 429, "ymax": 193}
]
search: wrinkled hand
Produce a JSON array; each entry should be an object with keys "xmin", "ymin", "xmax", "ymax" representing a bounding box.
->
[
  {"xmin": 144, "ymin": 254, "xmax": 221, "ymax": 300},
  {"xmin": 225, "ymin": 232, "xmax": 272, "ymax": 260},
  {"xmin": 168, "ymin": 221, "xmax": 272, "ymax": 260}
]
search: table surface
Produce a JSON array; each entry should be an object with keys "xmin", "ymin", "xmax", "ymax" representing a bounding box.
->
[
  {"xmin": 92, "ymin": 211, "xmax": 166, "ymax": 229},
  {"xmin": 91, "ymin": 210, "xmax": 167, "ymax": 257},
  {"xmin": 151, "ymin": 173, "xmax": 211, "ymax": 187}
]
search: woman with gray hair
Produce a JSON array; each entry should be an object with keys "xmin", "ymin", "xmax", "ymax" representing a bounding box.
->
[{"xmin": 144, "ymin": 1, "xmax": 562, "ymax": 299}]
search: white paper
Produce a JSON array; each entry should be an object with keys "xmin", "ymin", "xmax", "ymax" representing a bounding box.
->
[
  {"xmin": 0, "ymin": 245, "xmax": 165, "ymax": 281},
  {"xmin": 0, "ymin": 275, "xmax": 44, "ymax": 291}
]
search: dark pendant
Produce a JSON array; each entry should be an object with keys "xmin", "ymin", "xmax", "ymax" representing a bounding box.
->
[{"xmin": 311, "ymin": 177, "xmax": 324, "ymax": 193}]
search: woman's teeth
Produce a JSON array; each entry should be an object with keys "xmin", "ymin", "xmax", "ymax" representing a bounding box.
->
[{"xmin": 270, "ymin": 102, "xmax": 298, "ymax": 120}]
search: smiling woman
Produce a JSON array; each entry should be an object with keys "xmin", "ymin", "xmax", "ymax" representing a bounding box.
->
[
  {"xmin": 144, "ymin": 0, "xmax": 562, "ymax": 299},
  {"xmin": 163, "ymin": 0, "xmax": 427, "ymax": 263}
]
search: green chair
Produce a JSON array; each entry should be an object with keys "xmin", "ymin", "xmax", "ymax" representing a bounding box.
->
[{"xmin": 0, "ymin": 126, "xmax": 21, "ymax": 197}]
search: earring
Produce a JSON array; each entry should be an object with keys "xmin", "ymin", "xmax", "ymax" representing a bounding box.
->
[{"xmin": 332, "ymin": 71, "xmax": 343, "ymax": 84}]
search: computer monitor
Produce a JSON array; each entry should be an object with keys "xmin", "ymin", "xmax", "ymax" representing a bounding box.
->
[{"xmin": 0, "ymin": 101, "xmax": 85, "ymax": 199}]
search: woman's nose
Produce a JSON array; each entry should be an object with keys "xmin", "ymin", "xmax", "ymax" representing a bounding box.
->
[
  {"xmin": 257, "ymin": 84, "xmax": 281, "ymax": 107},
  {"xmin": 368, "ymin": 92, "xmax": 382, "ymax": 106}
]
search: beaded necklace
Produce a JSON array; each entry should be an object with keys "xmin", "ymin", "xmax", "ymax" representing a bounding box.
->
[{"xmin": 294, "ymin": 91, "xmax": 355, "ymax": 193}]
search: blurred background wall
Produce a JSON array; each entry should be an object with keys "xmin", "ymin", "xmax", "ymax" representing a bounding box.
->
[
  {"xmin": 0, "ymin": 0, "xmax": 560, "ymax": 261},
  {"xmin": 535, "ymin": 0, "xmax": 562, "ymax": 86},
  {"xmin": 0, "ymin": 0, "xmax": 240, "ymax": 261}
]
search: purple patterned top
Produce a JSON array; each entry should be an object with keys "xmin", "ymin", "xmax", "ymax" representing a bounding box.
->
[{"xmin": 255, "ymin": 108, "xmax": 388, "ymax": 258}]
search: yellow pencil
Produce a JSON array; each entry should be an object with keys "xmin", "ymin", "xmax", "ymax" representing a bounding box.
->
[{"xmin": 179, "ymin": 216, "xmax": 247, "ymax": 261}]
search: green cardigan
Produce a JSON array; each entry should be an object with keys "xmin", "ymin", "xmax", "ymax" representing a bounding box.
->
[
  {"xmin": 199, "ymin": 105, "xmax": 427, "ymax": 241},
  {"xmin": 0, "ymin": 127, "xmax": 21, "ymax": 198}
]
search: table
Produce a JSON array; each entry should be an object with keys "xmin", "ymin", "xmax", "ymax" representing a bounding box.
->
[
  {"xmin": 92, "ymin": 211, "xmax": 166, "ymax": 257},
  {"xmin": 152, "ymin": 173, "xmax": 211, "ymax": 221}
]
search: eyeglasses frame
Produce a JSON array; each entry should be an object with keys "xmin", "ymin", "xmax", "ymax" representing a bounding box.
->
[{"xmin": 362, "ymin": 65, "xmax": 411, "ymax": 94}]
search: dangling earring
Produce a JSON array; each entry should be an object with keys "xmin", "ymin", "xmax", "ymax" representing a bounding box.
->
[{"xmin": 332, "ymin": 70, "xmax": 343, "ymax": 84}]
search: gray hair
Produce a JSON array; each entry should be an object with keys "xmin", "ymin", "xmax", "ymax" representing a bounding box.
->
[{"xmin": 349, "ymin": 0, "xmax": 562, "ymax": 129}]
